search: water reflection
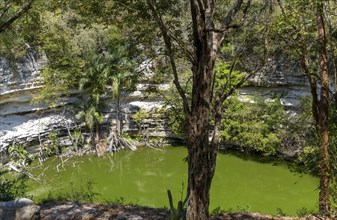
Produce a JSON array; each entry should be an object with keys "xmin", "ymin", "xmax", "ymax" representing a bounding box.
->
[{"xmin": 27, "ymin": 147, "xmax": 318, "ymax": 215}]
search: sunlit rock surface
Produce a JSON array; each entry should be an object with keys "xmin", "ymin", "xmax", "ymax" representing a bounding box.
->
[
  {"xmin": 0, "ymin": 53, "xmax": 174, "ymax": 151},
  {"xmin": 245, "ymin": 61, "xmax": 311, "ymax": 108},
  {"xmin": 0, "ymin": 53, "xmax": 313, "ymax": 154},
  {"xmin": 0, "ymin": 198, "xmax": 40, "ymax": 220}
]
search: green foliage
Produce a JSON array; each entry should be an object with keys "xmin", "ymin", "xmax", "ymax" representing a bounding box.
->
[
  {"xmin": 40, "ymin": 180, "xmax": 99, "ymax": 204},
  {"xmin": 70, "ymin": 128, "xmax": 84, "ymax": 152},
  {"xmin": 164, "ymin": 103, "xmax": 187, "ymax": 139},
  {"xmin": 35, "ymin": 10, "xmax": 88, "ymax": 104},
  {"xmin": 162, "ymin": 60, "xmax": 248, "ymax": 139},
  {"xmin": 168, "ymin": 200, "xmax": 185, "ymax": 220},
  {"xmin": 167, "ymin": 185, "xmax": 186, "ymax": 220},
  {"xmin": 34, "ymin": 6, "xmax": 138, "ymax": 144},
  {"xmin": 79, "ymin": 44, "xmax": 136, "ymax": 101},
  {"xmin": 293, "ymin": 97, "xmax": 337, "ymax": 175},
  {"xmin": 0, "ymin": 0, "xmax": 41, "ymax": 61},
  {"xmin": 236, "ymin": 204, "xmax": 251, "ymax": 212},
  {"xmin": 331, "ymin": 177, "xmax": 337, "ymax": 214},
  {"xmin": 296, "ymin": 146, "xmax": 320, "ymax": 174},
  {"xmin": 76, "ymin": 100, "xmax": 103, "ymax": 131},
  {"xmin": 213, "ymin": 60, "xmax": 247, "ymax": 92},
  {"xmin": 8, "ymin": 143, "xmax": 31, "ymax": 167},
  {"xmin": 276, "ymin": 207, "xmax": 288, "ymax": 216},
  {"xmin": 43, "ymin": 130, "xmax": 61, "ymax": 156},
  {"xmin": 211, "ymin": 206, "xmax": 226, "ymax": 215},
  {"xmin": 121, "ymin": 132, "xmax": 136, "ymax": 141},
  {"xmin": 0, "ymin": 175, "xmax": 28, "ymax": 201},
  {"xmin": 159, "ymin": 69, "xmax": 192, "ymax": 139},
  {"xmin": 270, "ymin": 0, "xmax": 337, "ymax": 78},
  {"xmin": 36, "ymin": 6, "xmax": 136, "ymax": 104},
  {"xmin": 133, "ymin": 108, "xmax": 150, "ymax": 131},
  {"xmin": 296, "ymin": 207, "xmax": 314, "ymax": 217},
  {"xmin": 221, "ymin": 95, "xmax": 288, "ymax": 156},
  {"xmin": 290, "ymin": 96, "xmax": 337, "ymax": 213},
  {"xmin": 75, "ymin": 97, "xmax": 103, "ymax": 143},
  {"xmin": 132, "ymin": 108, "xmax": 164, "ymax": 145},
  {"xmin": 211, "ymin": 204, "xmax": 251, "ymax": 215}
]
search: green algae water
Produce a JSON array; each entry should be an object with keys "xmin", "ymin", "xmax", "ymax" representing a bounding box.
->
[{"xmin": 27, "ymin": 147, "xmax": 318, "ymax": 215}]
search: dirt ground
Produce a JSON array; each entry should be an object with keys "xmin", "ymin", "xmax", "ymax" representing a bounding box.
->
[{"xmin": 39, "ymin": 202, "xmax": 329, "ymax": 220}]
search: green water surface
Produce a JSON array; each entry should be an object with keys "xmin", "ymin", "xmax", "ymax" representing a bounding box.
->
[{"xmin": 27, "ymin": 147, "xmax": 318, "ymax": 215}]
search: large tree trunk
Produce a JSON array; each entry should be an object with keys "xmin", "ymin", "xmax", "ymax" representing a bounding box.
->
[
  {"xmin": 186, "ymin": 138, "xmax": 216, "ymax": 219},
  {"xmin": 186, "ymin": 65, "xmax": 217, "ymax": 219},
  {"xmin": 317, "ymin": 0, "xmax": 330, "ymax": 215},
  {"xmin": 186, "ymin": 2, "xmax": 218, "ymax": 218}
]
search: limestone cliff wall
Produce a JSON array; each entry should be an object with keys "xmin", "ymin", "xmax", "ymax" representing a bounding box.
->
[
  {"xmin": 0, "ymin": 53, "xmax": 176, "ymax": 153},
  {"xmin": 0, "ymin": 53, "xmax": 312, "ymax": 154}
]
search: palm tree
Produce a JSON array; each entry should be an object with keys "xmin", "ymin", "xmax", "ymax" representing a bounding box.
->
[
  {"xmin": 78, "ymin": 45, "xmax": 137, "ymax": 153},
  {"xmin": 75, "ymin": 99, "xmax": 103, "ymax": 145}
]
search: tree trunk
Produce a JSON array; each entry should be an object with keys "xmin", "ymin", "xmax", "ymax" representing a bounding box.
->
[
  {"xmin": 95, "ymin": 123, "xmax": 100, "ymax": 144},
  {"xmin": 317, "ymin": 0, "xmax": 330, "ymax": 215},
  {"xmin": 186, "ymin": 4, "xmax": 218, "ymax": 215},
  {"xmin": 186, "ymin": 65, "xmax": 217, "ymax": 220}
]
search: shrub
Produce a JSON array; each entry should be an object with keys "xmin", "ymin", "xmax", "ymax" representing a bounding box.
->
[
  {"xmin": 40, "ymin": 180, "xmax": 99, "ymax": 204},
  {"xmin": 221, "ymin": 95, "xmax": 288, "ymax": 156},
  {"xmin": 0, "ymin": 175, "xmax": 28, "ymax": 201}
]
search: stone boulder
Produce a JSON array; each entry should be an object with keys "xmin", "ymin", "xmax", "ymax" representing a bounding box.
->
[{"xmin": 0, "ymin": 198, "xmax": 40, "ymax": 220}]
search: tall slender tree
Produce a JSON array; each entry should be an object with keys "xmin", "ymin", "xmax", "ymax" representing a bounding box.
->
[
  {"xmin": 316, "ymin": 0, "xmax": 330, "ymax": 214},
  {"xmin": 274, "ymin": 0, "xmax": 336, "ymax": 215},
  {"xmin": 145, "ymin": 0, "xmax": 251, "ymax": 218}
]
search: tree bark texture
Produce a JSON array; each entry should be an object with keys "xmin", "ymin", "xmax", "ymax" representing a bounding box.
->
[
  {"xmin": 187, "ymin": 0, "xmax": 245, "ymax": 218},
  {"xmin": 186, "ymin": 1, "xmax": 218, "ymax": 219},
  {"xmin": 186, "ymin": 52, "xmax": 217, "ymax": 220},
  {"xmin": 317, "ymin": 0, "xmax": 330, "ymax": 215}
]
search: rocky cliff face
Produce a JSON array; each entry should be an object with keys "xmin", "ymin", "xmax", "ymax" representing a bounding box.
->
[
  {"xmin": 0, "ymin": 53, "xmax": 176, "ymax": 154},
  {"xmin": 0, "ymin": 53, "xmax": 312, "ymax": 155},
  {"xmin": 245, "ymin": 61, "xmax": 311, "ymax": 108},
  {"xmin": 1, "ymin": 52, "xmax": 47, "ymax": 151}
]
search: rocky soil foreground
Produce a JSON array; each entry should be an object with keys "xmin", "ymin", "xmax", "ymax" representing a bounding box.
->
[{"xmin": 39, "ymin": 202, "xmax": 329, "ymax": 220}]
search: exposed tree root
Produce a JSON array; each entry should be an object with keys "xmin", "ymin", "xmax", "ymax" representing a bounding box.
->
[{"xmin": 106, "ymin": 132, "xmax": 137, "ymax": 153}]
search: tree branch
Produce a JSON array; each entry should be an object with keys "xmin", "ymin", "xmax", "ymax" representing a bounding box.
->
[
  {"xmin": 206, "ymin": 24, "xmax": 242, "ymax": 33},
  {"xmin": 0, "ymin": 0, "xmax": 34, "ymax": 33},
  {"xmin": 219, "ymin": 60, "xmax": 268, "ymax": 104},
  {"xmin": 221, "ymin": 0, "xmax": 245, "ymax": 30},
  {"xmin": 0, "ymin": 1, "xmax": 13, "ymax": 20},
  {"xmin": 206, "ymin": 0, "xmax": 250, "ymax": 34},
  {"xmin": 167, "ymin": 28, "xmax": 194, "ymax": 63},
  {"xmin": 147, "ymin": 0, "xmax": 191, "ymax": 115}
]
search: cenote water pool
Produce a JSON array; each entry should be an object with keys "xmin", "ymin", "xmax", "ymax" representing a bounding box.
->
[{"xmin": 27, "ymin": 147, "xmax": 318, "ymax": 215}]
